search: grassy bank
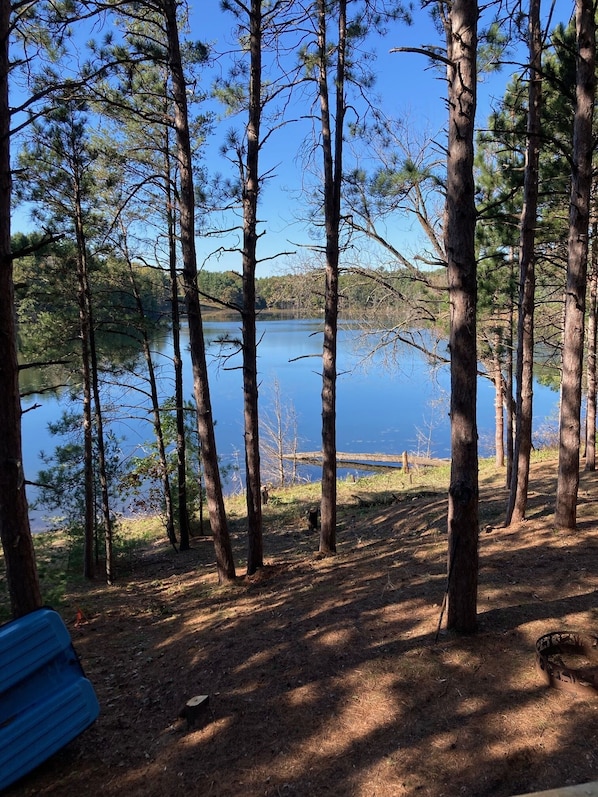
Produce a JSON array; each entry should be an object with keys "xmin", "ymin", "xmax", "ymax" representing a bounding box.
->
[{"xmin": 0, "ymin": 453, "xmax": 527, "ymax": 622}]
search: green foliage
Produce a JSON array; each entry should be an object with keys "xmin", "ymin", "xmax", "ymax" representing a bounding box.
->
[
  {"xmin": 194, "ymin": 267, "xmax": 448, "ymax": 319},
  {"xmin": 119, "ymin": 396, "xmax": 235, "ymax": 523},
  {"xmin": 13, "ymin": 235, "xmax": 170, "ymax": 393},
  {"xmin": 476, "ymin": 16, "xmax": 577, "ymax": 256},
  {"xmin": 33, "ymin": 409, "xmax": 122, "ymax": 539},
  {"xmin": 477, "ymin": 20, "xmax": 509, "ymax": 73},
  {"xmin": 14, "ymin": 236, "xmax": 80, "ymax": 383},
  {"xmin": 474, "ymin": 14, "xmax": 583, "ymax": 368},
  {"xmin": 198, "ymin": 269, "xmax": 245, "ymax": 307},
  {"xmin": 120, "ymin": 397, "xmax": 203, "ymax": 521}
]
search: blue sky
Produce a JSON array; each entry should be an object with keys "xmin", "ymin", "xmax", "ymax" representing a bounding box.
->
[
  {"xmin": 11, "ymin": 0, "xmax": 576, "ymax": 275},
  {"xmin": 194, "ymin": 0, "xmax": 575, "ymax": 276},
  {"xmin": 196, "ymin": 3, "xmax": 457, "ymax": 274}
]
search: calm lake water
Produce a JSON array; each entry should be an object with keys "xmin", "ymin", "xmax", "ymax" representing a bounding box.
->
[{"xmin": 21, "ymin": 317, "xmax": 560, "ymax": 519}]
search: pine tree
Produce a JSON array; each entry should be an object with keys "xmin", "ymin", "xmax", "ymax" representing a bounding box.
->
[
  {"xmin": 0, "ymin": 0, "xmax": 42, "ymax": 617},
  {"xmin": 555, "ymin": 0, "xmax": 596, "ymax": 529},
  {"xmin": 442, "ymin": 0, "xmax": 479, "ymax": 633}
]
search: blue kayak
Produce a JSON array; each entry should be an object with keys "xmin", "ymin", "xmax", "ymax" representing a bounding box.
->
[{"xmin": 0, "ymin": 607, "xmax": 99, "ymax": 790}]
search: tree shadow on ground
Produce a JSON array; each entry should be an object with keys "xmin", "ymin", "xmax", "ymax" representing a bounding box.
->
[{"xmin": 6, "ymin": 459, "xmax": 598, "ymax": 797}]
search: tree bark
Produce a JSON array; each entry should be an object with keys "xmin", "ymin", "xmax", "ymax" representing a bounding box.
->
[
  {"xmin": 556, "ymin": 0, "xmax": 596, "ymax": 528},
  {"xmin": 73, "ymin": 159, "xmax": 113, "ymax": 584},
  {"xmin": 505, "ymin": 248, "xmax": 515, "ymax": 488},
  {"xmin": 584, "ymin": 208, "xmax": 597, "ymax": 471},
  {"xmin": 75, "ymin": 202, "xmax": 96, "ymax": 581},
  {"xmin": 506, "ymin": 0, "xmax": 542, "ymax": 526},
  {"xmin": 443, "ymin": 0, "xmax": 479, "ymax": 633},
  {"xmin": 318, "ymin": 0, "xmax": 345, "ymax": 556},
  {"xmin": 493, "ymin": 328, "xmax": 505, "ymax": 468},
  {"xmin": 162, "ymin": 0, "xmax": 236, "ymax": 582},
  {"xmin": 0, "ymin": 2, "xmax": 42, "ymax": 617},
  {"xmin": 164, "ymin": 139, "xmax": 190, "ymax": 549},
  {"xmin": 243, "ymin": 0, "xmax": 264, "ymax": 575}
]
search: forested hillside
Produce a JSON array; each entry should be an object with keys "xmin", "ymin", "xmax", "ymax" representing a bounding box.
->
[{"xmin": 199, "ymin": 266, "xmax": 446, "ymax": 317}]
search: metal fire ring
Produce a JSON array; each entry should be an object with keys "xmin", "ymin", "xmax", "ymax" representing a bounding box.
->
[{"xmin": 536, "ymin": 631, "xmax": 598, "ymax": 696}]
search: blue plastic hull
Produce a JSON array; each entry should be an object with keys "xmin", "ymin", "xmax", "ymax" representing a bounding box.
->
[{"xmin": 0, "ymin": 608, "xmax": 99, "ymax": 790}]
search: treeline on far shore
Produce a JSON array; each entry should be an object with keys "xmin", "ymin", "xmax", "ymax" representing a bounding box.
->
[
  {"xmin": 14, "ymin": 231, "xmax": 444, "ymax": 320},
  {"xmin": 198, "ymin": 266, "xmax": 446, "ymax": 315}
]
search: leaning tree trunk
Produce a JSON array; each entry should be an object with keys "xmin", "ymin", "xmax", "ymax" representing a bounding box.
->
[
  {"xmin": 505, "ymin": 0, "xmax": 542, "ymax": 527},
  {"xmin": 443, "ymin": 0, "xmax": 479, "ymax": 633},
  {"xmin": 556, "ymin": 0, "xmax": 596, "ymax": 528},
  {"xmin": 0, "ymin": 0, "xmax": 42, "ymax": 617},
  {"xmin": 242, "ymin": 0, "xmax": 264, "ymax": 575},
  {"xmin": 584, "ymin": 208, "xmax": 597, "ymax": 471},
  {"xmin": 163, "ymin": 0, "xmax": 236, "ymax": 582}
]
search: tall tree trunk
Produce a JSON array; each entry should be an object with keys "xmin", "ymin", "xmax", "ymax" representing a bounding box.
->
[
  {"xmin": 505, "ymin": 248, "xmax": 515, "ymax": 488},
  {"xmin": 443, "ymin": 0, "xmax": 479, "ymax": 633},
  {"xmin": 318, "ymin": 0, "xmax": 345, "ymax": 556},
  {"xmin": 584, "ymin": 207, "xmax": 597, "ymax": 471},
  {"xmin": 506, "ymin": 0, "xmax": 542, "ymax": 526},
  {"xmin": 243, "ymin": 0, "xmax": 263, "ymax": 575},
  {"xmin": 555, "ymin": 0, "xmax": 596, "ymax": 527},
  {"xmin": 164, "ymin": 140, "xmax": 190, "ymax": 549},
  {"xmin": 0, "ymin": 1, "xmax": 42, "ymax": 617},
  {"xmin": 162, "ymin": 0, "xmax": 236, "ymax": 582},
  {"xmin": 87, "ymin": 268, "xmax": 113, "ymax": 583},
  {"xmin": 73, "ymin": 184, "xmax": 113, "ymax": 584},
  {"xmin": 76, "ymin": 224, "xmax": 95, "ymax": 580},
  {"xmin": 493, "ymin": 327, "xmax": 505, "ymax": 468}
]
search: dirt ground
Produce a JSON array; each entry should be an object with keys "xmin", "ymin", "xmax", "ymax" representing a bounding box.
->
[{"xmin": 6, "ymin": 459, "xmax": 598, "ymax": 797}]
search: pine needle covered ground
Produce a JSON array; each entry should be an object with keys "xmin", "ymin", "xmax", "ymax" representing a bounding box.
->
[{"xmin": 3, "ymin": 454, "xmax": 598, "ymax": 797}]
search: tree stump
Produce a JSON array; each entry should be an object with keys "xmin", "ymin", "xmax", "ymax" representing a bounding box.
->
[
  {"xmin": 179, "ymin": 695, "xmax": 210, "ymax": 729},
  {"xmin": 307, "ymin": 506, "xmax": 319, "ymax": 531}
]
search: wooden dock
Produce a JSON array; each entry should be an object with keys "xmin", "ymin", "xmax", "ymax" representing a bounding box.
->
[{"xmin": 283, "ymin": 451, "xmax": 449, "ymax": 470}]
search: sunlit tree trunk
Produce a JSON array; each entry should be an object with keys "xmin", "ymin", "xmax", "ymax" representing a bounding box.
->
[
  {"xmin": 75, "ymin": 209, "xmax": 96, "ymax": 580},
  {"xmin": 505, "ymin": 248, "xmax": 515, "ymax": 488},
  {"xmin": 556, "ymin": 0, "xmax": 596, "ymax": 527},
  {"xmin": 162, "ymin": 0, "xmax": 236, "ymax": 582},
  {"xmin": 442, "ymin": 0, "xmax": 479, "ymax": 633},
  {"xmin": 73, "ymin": 173, "xmax": 113, "ymax": 584}
]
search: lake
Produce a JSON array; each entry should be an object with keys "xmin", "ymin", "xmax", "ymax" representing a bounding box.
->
[{"xmin": 21, "ymin": 317, "xmax": 560, "ymax": 519}]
